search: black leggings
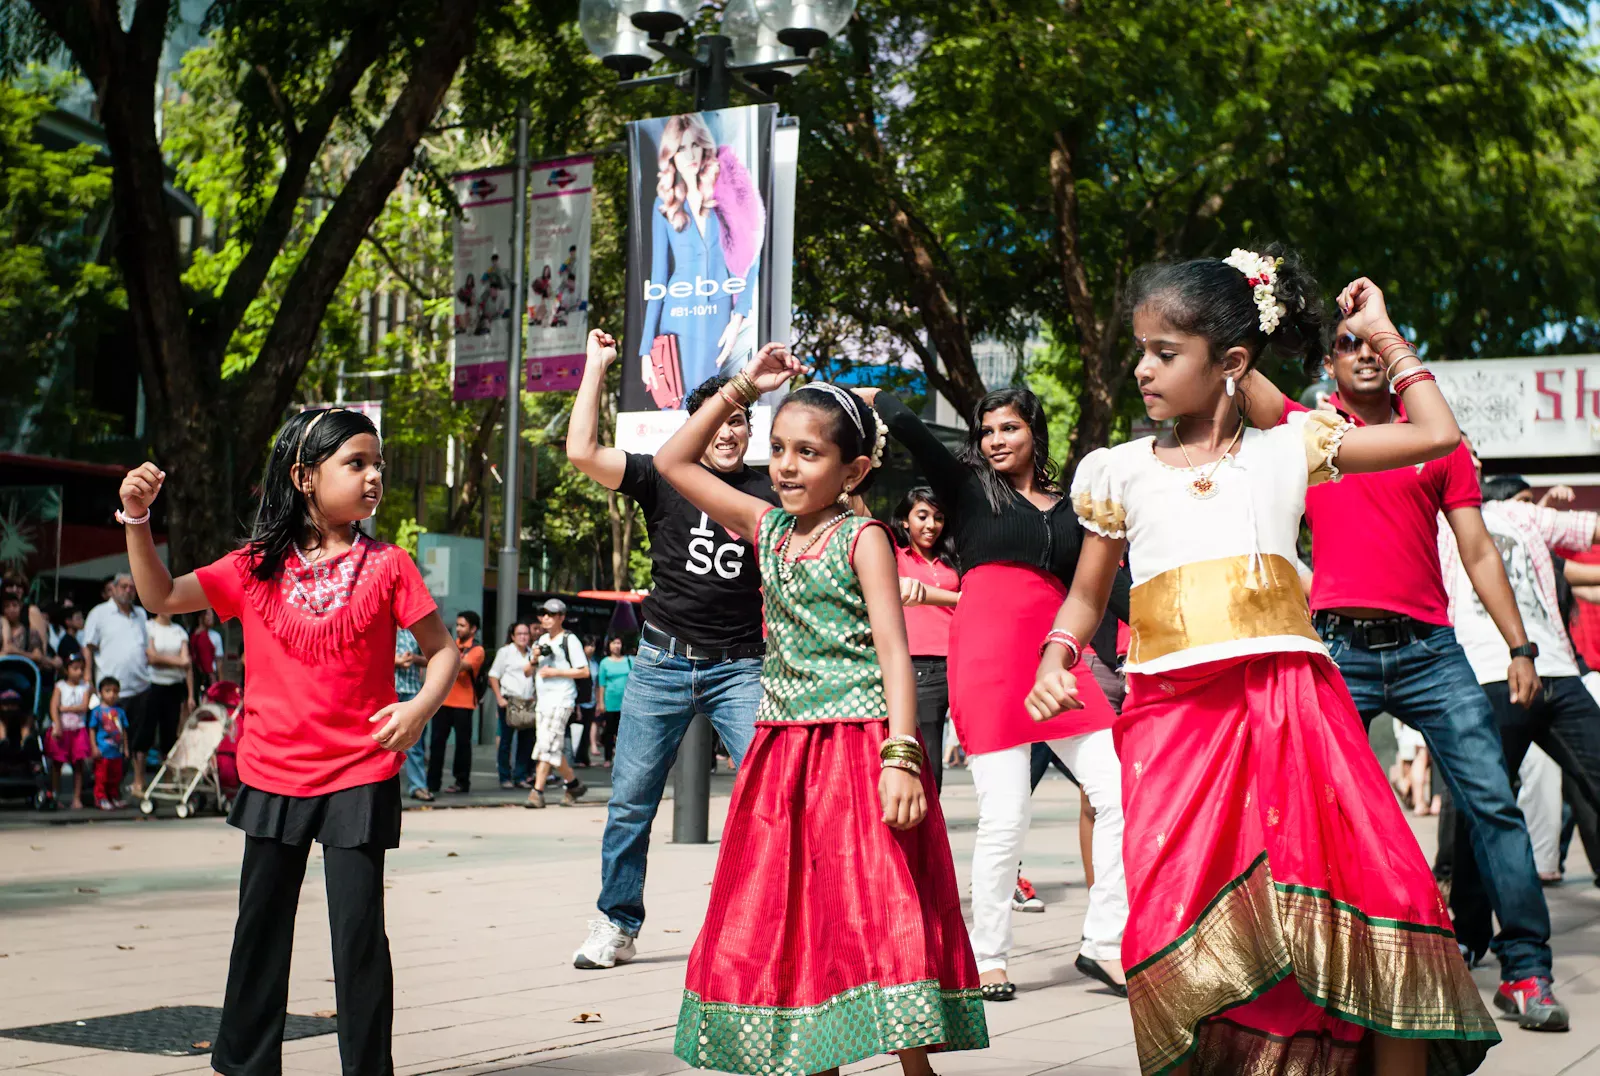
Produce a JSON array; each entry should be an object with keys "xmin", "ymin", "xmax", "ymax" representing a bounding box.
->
[
  {"xmin": 427, "ymin": 705, "xmax": 474, "ymax": 791},
  {"xmin": 913, "ymin": 657, "xmax": 948, "ymax": 791},
  {"xmin": 214, "ymin": 837, "xmax": 392, "ymax": 1075}
]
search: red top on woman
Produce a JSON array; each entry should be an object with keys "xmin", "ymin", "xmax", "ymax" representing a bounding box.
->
[
  {"xmin": 895, "ymin": 545, "xmax": 959, "ymax": 658},
  {"xmin": 196, "ymin": 536, "xmax": 436, "ymax": 797}
]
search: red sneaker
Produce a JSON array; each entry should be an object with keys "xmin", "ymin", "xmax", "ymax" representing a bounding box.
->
[{"xmin": 1494, "ymin": 977, "xmax": 1570, "ymax": 1031}]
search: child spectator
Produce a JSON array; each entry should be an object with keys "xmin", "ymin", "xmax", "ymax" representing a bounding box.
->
[
  {"xmin": 89, "ymin": 677, "xmax": 128, "ymax": 810},
  {"xmin": 46, "ymin": 654, "xmax": 93, "ymax": 808}
]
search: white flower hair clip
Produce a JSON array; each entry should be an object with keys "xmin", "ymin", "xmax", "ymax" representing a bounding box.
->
[
  {"xmin": 870, "ymin": 411, "xmax": 887, "ymax": 469},
  {"xmin": 1223, "ymin": 248, "xmax": 1288, "ymax": 334}
]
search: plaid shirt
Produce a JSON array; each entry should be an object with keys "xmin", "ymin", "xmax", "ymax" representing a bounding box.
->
[
  {"xmin": 1439, "ymin": 499, "xmax": 1598, "ymax": 671},
  {"xmin": 395, "ymin": 627, "xmax": 424, "ymax": 698}
]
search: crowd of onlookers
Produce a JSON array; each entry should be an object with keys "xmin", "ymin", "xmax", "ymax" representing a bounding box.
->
[
  {"xmin": 396, "ymin": 598, "xmax": 636, "ymax": 808},
  {"xmin": 2, "ymin": 571, "xmax": 225, "ymax": 809},
  {"xmin": 4, "ymin": 566, "xmax": 641, "ymax": 813}
]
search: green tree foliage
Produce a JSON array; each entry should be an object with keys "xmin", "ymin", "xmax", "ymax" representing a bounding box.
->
[
  {"xmin": 0, "ymin": 78, "xmax": 123, "ymax": 451},
  {"xmin": 781, "ymin": 0, "xmax": 1600, "ymax": 458}
]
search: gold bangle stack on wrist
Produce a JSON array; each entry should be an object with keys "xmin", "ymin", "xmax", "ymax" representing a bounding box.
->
[
  {"xmin": 720, "ymin": 370, "xmax": 760, "ymax": 409},
  {"xmin": 879, "ymin": 733, "xmax": 924, "ymax": 776}
]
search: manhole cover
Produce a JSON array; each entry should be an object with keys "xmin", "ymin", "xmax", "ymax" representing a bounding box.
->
[{"xmin": 0, "ymin": 1005, "xmax": 336, "ymax": 1056}]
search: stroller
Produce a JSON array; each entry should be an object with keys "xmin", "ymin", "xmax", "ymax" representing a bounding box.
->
[
  {"xmin": 0, "ymin": 655, "xmax": 51, "ymax": 808},
  {"xmin": 138, "ymin": 679, "xmax": 243, "ymax": 819}
]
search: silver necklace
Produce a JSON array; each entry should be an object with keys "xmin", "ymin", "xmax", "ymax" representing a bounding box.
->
[{"xmin": 775, "ymin": 511, "xmax": 852, "ymax": 584}]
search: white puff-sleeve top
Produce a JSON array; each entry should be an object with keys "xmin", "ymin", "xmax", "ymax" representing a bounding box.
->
[{"xmin": 1071, "ymin": 409, "xmax": 1351, "ymax": 674}]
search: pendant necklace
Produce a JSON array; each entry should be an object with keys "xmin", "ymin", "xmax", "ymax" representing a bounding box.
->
[
  {"xmin": 1172, "ymin": 421, "xmax": 1242, "ymax": 500},
  {"xmin": 775, "ymin": 511, "xmax": 852, "ymax": 584}
]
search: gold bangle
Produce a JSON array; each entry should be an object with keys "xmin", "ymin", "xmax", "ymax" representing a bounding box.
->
[
  {"xmin": 726, "ymin": 371, "xmax": 759, "ymax": 407},
  {"xmin": 880, "ymin": 742, "xmax": 925, "ymax": 762},
  {"xmin": 881, "ymin": 757, "xmax": 921, "ymax": 776}
]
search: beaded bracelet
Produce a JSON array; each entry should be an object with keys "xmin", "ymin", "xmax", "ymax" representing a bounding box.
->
[{"xmin": 115, "ymin": 508, "xmax": 151, "ymax": 526}]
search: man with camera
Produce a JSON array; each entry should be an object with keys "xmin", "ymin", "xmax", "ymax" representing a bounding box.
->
[
  {"xmin": 525, "ymin": 599, "xmax": 590, "ymax": 809},
  {"xmin": 566, "ymin": 329, "xmax": 776, "ymax": 970}
]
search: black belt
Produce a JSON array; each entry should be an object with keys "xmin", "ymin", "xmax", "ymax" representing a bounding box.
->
[
  {"xmin": 641, "ymin": 622, "xmax": 765, "ymax": 663},
  {"xmin": 1314, "ymin": 612, "xmax": 1433, "ymax": 652}
]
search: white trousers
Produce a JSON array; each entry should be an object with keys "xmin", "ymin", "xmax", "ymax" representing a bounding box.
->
[
  {"xmin": 967, "ymin": 728, "xmax": 1127, "ymax": 970},
  {"xmin": 1519, "ymin": 744, "xmax": 1563, "ymax": 876}
]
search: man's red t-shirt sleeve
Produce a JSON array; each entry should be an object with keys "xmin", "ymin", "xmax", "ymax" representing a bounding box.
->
[
  {"xmin": 1277, "ymin": 395, "xmax": 1308, "ymax": 424},
  {"xmin": 195, "ymin": 551, "xmax": 245, "ymax": 623},
  {"xmin": 391, "ymin": 551, "xmax": 437, "ymax": 628},
  {"xmin": 1438, "ymin": 443, "xmax": 1483, "ymax": 512}
]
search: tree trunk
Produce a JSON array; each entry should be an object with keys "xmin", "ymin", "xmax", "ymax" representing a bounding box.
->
[{"xmin": 447, "ymin": 397, "xmax": 505, "ymax": 534}]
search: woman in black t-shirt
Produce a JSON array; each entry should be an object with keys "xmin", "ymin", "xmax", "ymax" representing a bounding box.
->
[{"xmin": 859, "ymin": 386, "xmax": 1131, "ymax": 1001}]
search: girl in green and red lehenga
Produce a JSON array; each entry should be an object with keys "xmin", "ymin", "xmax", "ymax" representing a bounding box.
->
[{"xmin": 651, "ymin": 341, "xmax": 987, "ymax": 1076}]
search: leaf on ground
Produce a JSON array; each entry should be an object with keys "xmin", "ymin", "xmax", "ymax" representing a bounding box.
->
[
  {"xmin": 570, "ymin": 1012, "xmax": 602, "ymax": 1023},
  {"xmin": 663, "ymin": 928, "xmax": 681, "ymax": 934},
  {"xmin": 109, "ymin": 845, "xmax": 123, "ymax": 850},
  {"xmin": 314, "ymin": 1010, "xmax": 337, "ymax": 1019},
  {"xmin": 191, "ymin": 1040, "xmax": 211, "ymax": 1049},
  {"xmin": 116, "ymin": 944, "xmax": 134, "ymax": 950},
  {"xmin": 30, "ymin": 845, "xmax": 43, "ymax": 850},
  {"xmin": 76, "ymin": 886, "xmax": 98, "ymax": 893},
  {"xmin": 446, "ymin": 851, "xmax": 458, "ymax": 857}
]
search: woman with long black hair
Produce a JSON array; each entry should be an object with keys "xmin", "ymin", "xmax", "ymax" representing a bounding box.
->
[
  {"xmin": 857, "ymin": 386, "xmax": 1131, "ymax": 1000},
  {"xmin": 892, "ymin": 487, "xmax": 961, "ymax": 791}
]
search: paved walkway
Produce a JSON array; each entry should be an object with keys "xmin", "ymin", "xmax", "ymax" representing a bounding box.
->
[{"xmin": 0, "ymin": 773, "xmax": 1596, "ymax": 1075}]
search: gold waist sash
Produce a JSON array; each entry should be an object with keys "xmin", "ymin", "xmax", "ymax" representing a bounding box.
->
[{"xmin": 1128, "ymin": 553, "xmax": 1318, "ymax": 666}]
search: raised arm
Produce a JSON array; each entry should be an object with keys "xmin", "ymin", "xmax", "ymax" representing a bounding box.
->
[
  {"xmin": 855, "ymin": 389, "xmax": 966, "ymax": 509},
  {"xmin": 1564, "ymin": 560, "xmax": 1600, "ymax": 587},
  {"xmin": 567, "ymin": 330, "xmax": 628, "ymax": 491},
  {"xmin": 1448, "ymin": 506, "xmax": 1539, "ymax": 705},
  {"xmin": 655, "ymin": 343, "xmax": 805, "ymax": 539},
  {"xmin": 118, "ymin": 464, "xmax": 211, "ymax": 615},
  {"xmin": 1025, "ymin": 532, "xmax": 1127, "ymax": 720},
  {"xmin": 1327, "ymin": 279, "xmax": 1460, "ymax": 474}
]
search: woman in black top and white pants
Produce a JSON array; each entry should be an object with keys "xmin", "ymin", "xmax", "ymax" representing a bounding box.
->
[{"xmin": 860, "ymin": 386, "xmax": 1131, "ymax": 1000}]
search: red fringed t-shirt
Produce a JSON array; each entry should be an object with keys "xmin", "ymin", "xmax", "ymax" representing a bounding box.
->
[{"xmin": 196, "ymin": 536, "xmax": 437, "ymax": 796}]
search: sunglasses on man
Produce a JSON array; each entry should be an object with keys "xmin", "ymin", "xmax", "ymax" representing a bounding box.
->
[{"xmin": 1331, "ymin": 332, "xmax": 1363, "ymax": 356}]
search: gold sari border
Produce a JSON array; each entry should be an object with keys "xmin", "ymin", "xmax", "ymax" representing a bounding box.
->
[{"xmin": 1128, "ymin": 855, "xmax": 1498, "ymax": 1075}]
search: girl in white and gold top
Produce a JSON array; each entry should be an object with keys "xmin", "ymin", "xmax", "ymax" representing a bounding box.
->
[{"xmin": 1026, "ymin": 247, "xmax": 1496, "ymax": 1076}]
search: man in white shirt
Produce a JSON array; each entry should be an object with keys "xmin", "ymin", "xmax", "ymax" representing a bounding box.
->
[
  {"xmin": 489, "ymin": 622, "xmax": 537, "ymax": 788},
  {"xmin": 81, "ymin": 573, "xmax": 153, "ymax": 792},
  {"xmin": 526, "ymin": 599, "xmax": 589, "ymax": 809},
  {"xmin": 1441, "ymin": 475, "xmax": 1600, "ymax": 952}
]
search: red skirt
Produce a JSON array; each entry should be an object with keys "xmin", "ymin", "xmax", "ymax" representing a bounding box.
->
[
  {"xmin": 948, "ymin": 562, "xmax": 1115, "ymax": 755},
  {"xmin": 1118, "ymin": 653, "xmax": 1497, "ymax": 1075},
  {"xmin": 674, "ymin": 721, "xmax": 987, "ymax": 1074}
]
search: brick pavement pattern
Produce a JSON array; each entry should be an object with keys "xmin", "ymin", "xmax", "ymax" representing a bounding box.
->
[{"xmin": 0, "ymin": 776, "xmax": 1595, "ymax": 1075}]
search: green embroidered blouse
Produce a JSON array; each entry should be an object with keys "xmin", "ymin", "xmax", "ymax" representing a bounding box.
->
[{"xmin": 755, "ymin": 509, "xmax": 889, "ymax": 725}]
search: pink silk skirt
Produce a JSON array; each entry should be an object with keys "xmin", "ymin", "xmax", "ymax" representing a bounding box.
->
[
  {"xmin": 948, "ymin": 562, "xmax": 1115, "ymax": 755},
  {"xmin": 675, "ymin": 721, "xmax": 987, "ymax": 1074},
  {"xmin": 1117, "ymin": 653, "xmax": 1497, "ymax": 1075}
]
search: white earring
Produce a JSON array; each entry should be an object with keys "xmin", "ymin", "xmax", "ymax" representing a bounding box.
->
[
  {"xmin": 1225, "ymin": 375, "xmax": 1236, "ymax": 398},
  {"xmin": 838, "ymin": 489, "xmax": 852, "ymax": 506}
]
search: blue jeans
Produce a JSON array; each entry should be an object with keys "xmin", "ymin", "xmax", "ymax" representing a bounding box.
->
[
  {"xmin": 496, "ymin": 706, "xmax": 533, "ymax": 784},
  {"xmin": 596, "ymin": 643, "xmax": 762, "ymax": 935},
  {"xmin": 398, "ymin": 692, "xmax": 426, "ymax": 793},
  {"xmin": 1322, "ymin": 621, "xmax": 1552, "ymax": 981}
]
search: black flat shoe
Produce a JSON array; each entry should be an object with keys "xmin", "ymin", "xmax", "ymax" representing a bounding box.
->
[
  {"xmin": 1075, "ymin": 954, "xmax": 1128, "ymax": 998},
  {"xmin": 979, "ymin": 981, "xmax": 1016, "ymax": 1002}
]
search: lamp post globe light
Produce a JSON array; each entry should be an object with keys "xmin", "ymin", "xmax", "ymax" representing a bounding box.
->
[{"xmin": 580, "ymin": 0, "xmax": 857, "ymax": 109}]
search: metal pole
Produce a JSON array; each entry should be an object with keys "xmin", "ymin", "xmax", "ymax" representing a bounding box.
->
[
  {"xmin": 672, "ymin": 715, "xmax": 713, "ymax": 842},
  {"xmin": 497, "ymin": 103, "xmax": 530, "ymax": 652},
  {"xmin": 668, "ymin": 34, "xmax": 735, "ymax": 846}
]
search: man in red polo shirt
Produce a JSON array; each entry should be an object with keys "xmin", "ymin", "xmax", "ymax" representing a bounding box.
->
[{"xmin": 1263, "ymin": 321, "xmax": 1568, "ymax": 1032}]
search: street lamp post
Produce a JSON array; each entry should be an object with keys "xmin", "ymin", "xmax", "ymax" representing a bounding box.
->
[{"xmin": 577, "ymin": 0, "xmax": 856, "ymax": 844}]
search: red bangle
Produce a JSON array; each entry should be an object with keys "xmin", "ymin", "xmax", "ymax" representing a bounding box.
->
[
  {"xmin": 1392, "ymin": 369, "xmax": 1436, "ymax": 394},
  {"xmin": 1040, "ymin": 629, "xmax": 1082, "ymax": 664}
]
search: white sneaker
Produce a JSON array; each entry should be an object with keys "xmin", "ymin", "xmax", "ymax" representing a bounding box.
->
[{"xmin": 573, "ymin": 918, "xmax": 637, "ymax": 969}]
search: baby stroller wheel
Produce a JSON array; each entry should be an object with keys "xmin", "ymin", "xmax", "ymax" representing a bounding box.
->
[
  {"xmin": 138, "ymin": 798, "xmax": 155, "ymax": 815},
  {"xmin": 174, "ymin": 802, "xmax": 190, "ymax": 819}
]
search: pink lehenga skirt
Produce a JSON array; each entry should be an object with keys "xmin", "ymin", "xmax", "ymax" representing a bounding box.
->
[{"xmin": 1117, "ymin": 652, "xmax": 1497, "ymax": 1075}]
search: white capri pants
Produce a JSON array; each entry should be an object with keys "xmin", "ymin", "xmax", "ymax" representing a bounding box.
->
[
  {"xmin": 1518, "ymin": 744, "xmax": 1563, "ymax": 876},
  {"xmin": 967, "ymin": 728, "xmax": 1127, "ymax": 970}
]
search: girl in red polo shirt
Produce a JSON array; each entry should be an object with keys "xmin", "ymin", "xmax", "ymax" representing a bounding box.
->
[
  {"xmin": 892, "ymin": 487, "xmax": 961, "ymax": 789},
  {"xmin": 115, "ymin": 407, "xmax": 459, "ymax": 1076}
]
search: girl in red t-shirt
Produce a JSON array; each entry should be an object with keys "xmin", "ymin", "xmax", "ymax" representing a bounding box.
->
[
  {"xmin": 891, "ymin": 487, "xmax": 961, "ymax": 789},
  {"xmin": 116, "ymin": 407, "xmax": 459, "ymax": 1076}
]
